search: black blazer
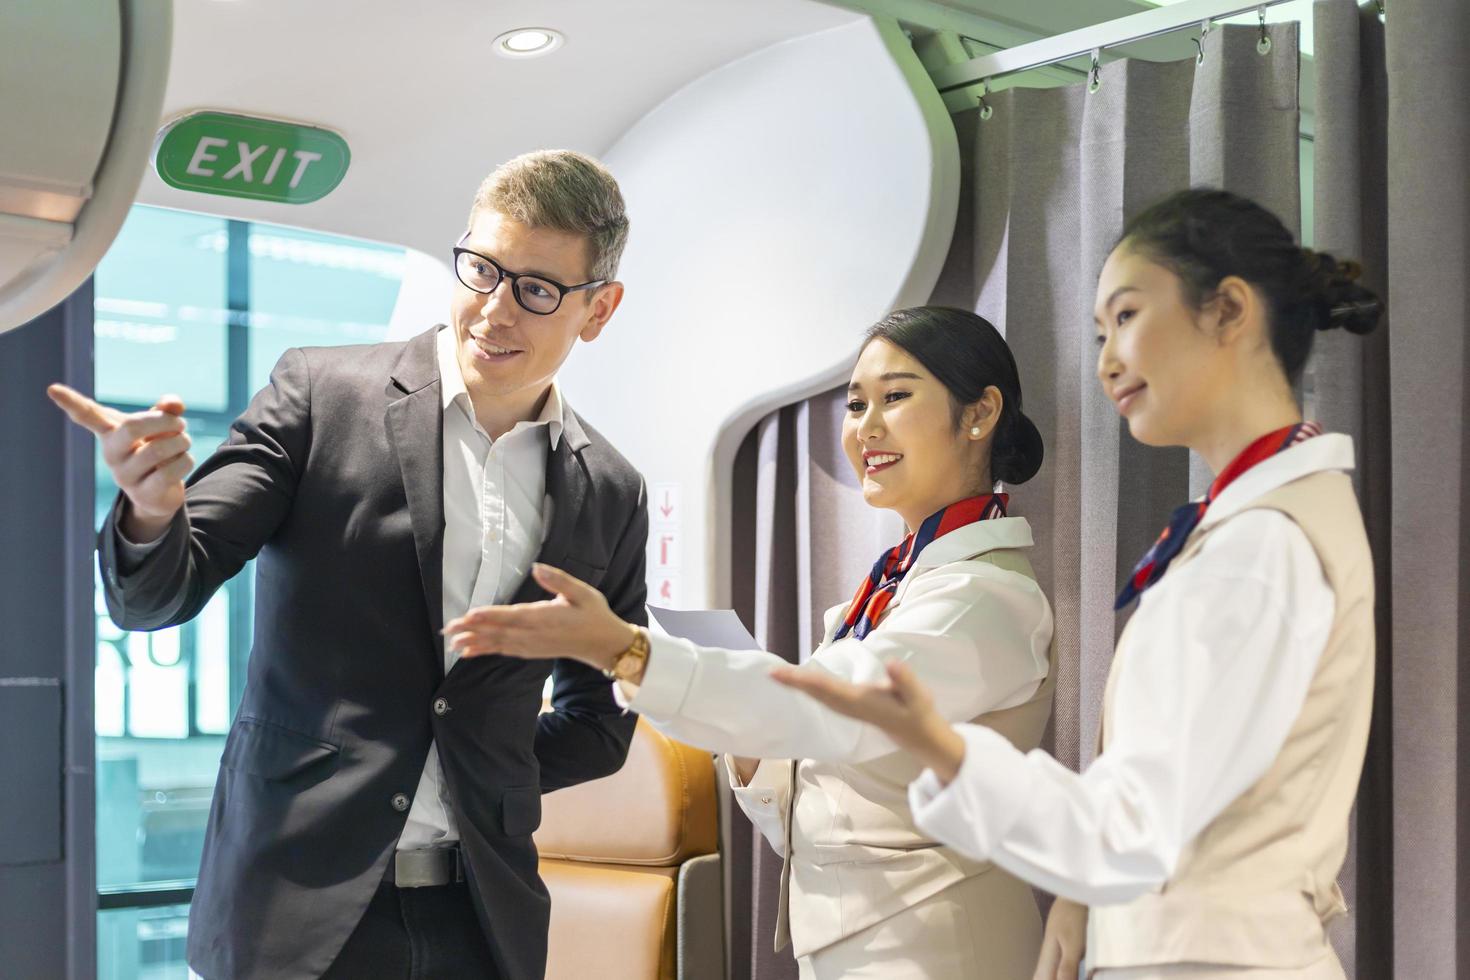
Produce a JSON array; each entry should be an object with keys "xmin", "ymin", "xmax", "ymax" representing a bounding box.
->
[{"xmin": 99, "ymin": 326, "xmax": 648, "ymax": 980}]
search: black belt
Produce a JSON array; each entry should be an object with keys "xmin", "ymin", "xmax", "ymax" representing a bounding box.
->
[{"xmin": 388, "ymin": 845, "xmax": 465, "ymax": 888}]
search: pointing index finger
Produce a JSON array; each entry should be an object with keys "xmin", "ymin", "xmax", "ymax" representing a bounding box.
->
[{"xmin": 47, "ymin": 384, "xmax": 119, "ymax": 435}]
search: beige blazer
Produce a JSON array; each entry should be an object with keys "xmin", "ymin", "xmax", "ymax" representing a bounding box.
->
[{"xmin": 1090, "ymin": 470, "xmax": 1374, "ymax": 972}]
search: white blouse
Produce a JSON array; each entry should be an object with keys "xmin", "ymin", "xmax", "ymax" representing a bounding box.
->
[
  {"xmin": 908, "ymin": 435, "xmax": 1352, "ymax": 907},
  {"xmin": 623, "ymin": 516, "xmax": 1053, "ymax": 765}
]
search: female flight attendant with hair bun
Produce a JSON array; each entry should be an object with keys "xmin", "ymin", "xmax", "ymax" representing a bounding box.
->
[
  {"xmin": 776, "ymin": 188, "xmax": 1383, "ymax": 980},
  {"xmin": 446, "ymin": 306, "xmax": 1057, "ymax": 979}
]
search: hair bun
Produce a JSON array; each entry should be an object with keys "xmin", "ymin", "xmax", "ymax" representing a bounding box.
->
[
  {"xmin": 992, "ymin": 409, "xmax": 1044, "ymax": 485},
  {"xmin": 1303, "ymin": 249, "xmax": 1383, "ymax": 336}
]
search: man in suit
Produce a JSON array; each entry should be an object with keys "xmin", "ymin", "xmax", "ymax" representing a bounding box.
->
[{"xmin": 50, "ymin": 150, "xmax": 649, "ymax": 980}]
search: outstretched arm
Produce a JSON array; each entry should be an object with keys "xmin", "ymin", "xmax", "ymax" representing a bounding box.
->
[
  {"xmin": 450, "ymin": 562, "xmax": 1049, "ymax": 764},
  {"xmin": 53, "ymin": 350, "xmax": 310, "ymax": 632}
]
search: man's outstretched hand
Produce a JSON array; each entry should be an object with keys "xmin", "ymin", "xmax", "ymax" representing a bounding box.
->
[{"xmin": 48, "ymin": 384, "xmax": 192, "ymax": 543}]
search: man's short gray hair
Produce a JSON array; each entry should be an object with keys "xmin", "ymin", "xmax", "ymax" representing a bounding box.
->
[{"xmin": 470, "ymin": 150, "xmax": 630, "ymax": 283}]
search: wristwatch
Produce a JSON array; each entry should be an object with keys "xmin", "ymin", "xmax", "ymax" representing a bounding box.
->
[{"xmin": 601, "ymin": 624, "xmax": 650, "ymax": 681}]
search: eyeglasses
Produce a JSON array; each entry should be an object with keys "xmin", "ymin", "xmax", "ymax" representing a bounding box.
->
[{"xmin": 451, "ymin": 246, "xmax": 606, "ymax": 316}]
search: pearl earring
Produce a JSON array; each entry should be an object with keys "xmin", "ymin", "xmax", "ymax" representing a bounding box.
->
[{"xmin": 970, "ymin": 426, "xmax": 981, "ymax": 437}]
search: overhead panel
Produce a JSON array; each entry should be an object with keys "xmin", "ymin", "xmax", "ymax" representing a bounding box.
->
[{"xmin": 0, "ymin": 1, "xmax": 172, "ymax": 335}]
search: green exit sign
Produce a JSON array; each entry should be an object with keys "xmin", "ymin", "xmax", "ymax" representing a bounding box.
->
[{"xmin": 154, "ymin": 112, "xmax": 350, "ymax": 205}]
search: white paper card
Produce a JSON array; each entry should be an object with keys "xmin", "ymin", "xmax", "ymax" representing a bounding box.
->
[{"xmin": 646, "ymin": 605, "xmax": 761, "ymax": 652}]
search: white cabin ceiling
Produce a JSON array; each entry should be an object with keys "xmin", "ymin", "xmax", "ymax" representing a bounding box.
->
[{"xmin": 140, "ymin": 0, "xmax": 862, "ymax": 253}]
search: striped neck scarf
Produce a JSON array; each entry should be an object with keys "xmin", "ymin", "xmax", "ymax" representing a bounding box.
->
[
  {"xmin": 1115, "ymin": 421, "xmax": 1323, "ymax": 611},
  {"xmin": 834, "ymin": 493, "xmax": 1009, "ymax": 642}
]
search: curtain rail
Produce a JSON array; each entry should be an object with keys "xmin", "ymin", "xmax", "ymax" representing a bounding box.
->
[{"xmin": 931, "ymin": 0, "xmax": 1300, "ymax": 92}]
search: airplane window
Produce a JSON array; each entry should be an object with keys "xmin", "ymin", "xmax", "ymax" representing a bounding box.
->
[{"xmin": 93, "ymin": 205, "xmax": 408, "ymax": 980}]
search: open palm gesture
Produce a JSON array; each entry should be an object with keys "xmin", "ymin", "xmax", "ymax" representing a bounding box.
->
[{"xmin": 770, "ymin": 659, "xmax": 968, "ymax": 782}]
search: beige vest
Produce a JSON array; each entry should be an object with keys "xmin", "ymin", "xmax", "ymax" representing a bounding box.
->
[
  {"xmin": 775, "ymin": 547, "xmax": 1058, "ymax": 957},
  {"xmin": 1090, "ymin": 471, "xmax": 1375, "ymax": 970}
]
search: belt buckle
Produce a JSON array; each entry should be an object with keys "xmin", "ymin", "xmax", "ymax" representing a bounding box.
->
[{"xmin": 394, "ymin": 846, "xmax": 460, "ymax": 888}]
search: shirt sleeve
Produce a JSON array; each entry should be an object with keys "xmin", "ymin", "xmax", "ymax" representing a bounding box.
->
[
  {"xmin": 907, "ymin": 510, "xmax": 1335, "ymax": 906},
  {"xmin": 726, "ymin": 756, "xmax": 792, "ymax": 856},
  {"xmin": 626, "ymin": 563, "xmax": 1052, "ymax": 763}
]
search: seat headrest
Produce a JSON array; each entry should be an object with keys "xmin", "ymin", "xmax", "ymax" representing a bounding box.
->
[{"xmin": 535, "ymin": 718, "xmax": 719, "ymax": 866}]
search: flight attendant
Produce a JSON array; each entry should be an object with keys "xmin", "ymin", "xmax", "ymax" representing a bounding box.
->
[
  {"xmin": 774, "ymin": 188, "xmax": 1383, "ymax": 980},
  {"xmin": 447, "ymin": 307, "xmax": 1057, "ymax": 979}
]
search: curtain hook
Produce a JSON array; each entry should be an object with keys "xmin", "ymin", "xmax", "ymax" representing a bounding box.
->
[
  {"xmin": 976, "ymin": 79, "xmax": 994, "ymax": 120},
  {"xmin": 1187, "ymin": 20, "xmax": 1211, "ymax": 65},
  {"xmin": 1256, "ymin": 5, "xmax": 1273, "ymax": 55},
  {"xmin": 1088, "ymin": 48, "xmax": 1102, "ymax": 93},
  {"xmin": 1193, "ymin": 20, "xmax": 1209, "ymax": 65}
]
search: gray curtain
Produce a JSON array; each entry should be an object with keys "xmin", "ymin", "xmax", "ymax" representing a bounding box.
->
[
  {"xmin": 1312, "ymin": 2, "xmax": 1470, "ymax": 978},
  {"xmin": 726, "ymin": 394, "xmax": 902, "ymax": 980},
  {"xmin": 1307, "ymin": 5, "xmax": 1391, "ymax": 975}
]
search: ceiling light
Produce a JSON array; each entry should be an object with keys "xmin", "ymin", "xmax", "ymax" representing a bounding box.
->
[{"xmin": 494, "ymin": 28, "xmax": 564, "ymax": 59}]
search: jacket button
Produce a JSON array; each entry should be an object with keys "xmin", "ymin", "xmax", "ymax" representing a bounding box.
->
[
  {"xmin": 759, "ymin": 795, "xmax": 773, "ymax": 805},
  {"xmin": 433, "ymin": 697, "xmax": 450, "ymax": 716},
  {"xmin": 391, "ymin": 793, "xmax": 410, "ymax": 812}
]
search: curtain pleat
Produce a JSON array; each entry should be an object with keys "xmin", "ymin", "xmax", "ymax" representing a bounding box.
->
[
  {"xmin": 1310, "ymin": 5, "xmax": 1393, "ymax": 975},
  {"xmin": 1382, "ymin": 0, "xmax": 1470, "ymax": 971}
]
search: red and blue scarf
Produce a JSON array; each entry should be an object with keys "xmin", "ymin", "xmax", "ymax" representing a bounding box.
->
[
  {"xmin": 1114, "ymin": 421, "xmax": 1322, "ymax": 611},
  {"xmin": 834, "ymin": 494, "xmax": 1009, "ymax": 642}
]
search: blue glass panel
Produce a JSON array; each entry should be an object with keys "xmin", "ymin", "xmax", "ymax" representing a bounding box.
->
[
  {"xmin": 246, "ymin": 224, "xmax": 403, "ymax": 391},
  {"xmin": 94, "ymin": 208, "xmax": 230, "ymax": 412},
  {"xmin": 94, "ymin": 206, "xmax": 406, "ymax": 901},
  {"xmin": 98, "ymin": 904, "xmax": 190, "ymax": 980}
]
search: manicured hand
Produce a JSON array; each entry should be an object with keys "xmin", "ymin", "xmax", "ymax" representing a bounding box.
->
[
  {"xmin": 47, "ymin": 384, "xmax": 192, "ymax": 543},
  {"xmin": 1032, "ymin": 897, "xmax": 1087, "ymax": 980},
  {"xmin": 444, "ymin": 563, "xmax": 632, "ymax": 672},
  {"xmin": 769, "ymin": 659, "xmax": 968, "ymax": 783}
]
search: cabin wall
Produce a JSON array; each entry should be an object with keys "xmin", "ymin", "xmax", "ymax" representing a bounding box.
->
[{"xmin": 557, "ymin": 17, "xmax": 959, "ymax": 607}]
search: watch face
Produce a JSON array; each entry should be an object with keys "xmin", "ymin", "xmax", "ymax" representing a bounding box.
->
[{"xmin": 614, "ymin": 650, "xmax": 647, "ymax": 681}]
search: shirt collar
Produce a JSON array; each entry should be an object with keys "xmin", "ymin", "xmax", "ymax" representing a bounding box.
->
[
  {"xmin": 909, "ymin": 515, "xmax": 1035, "ymax": 570},
  {"xmin": 1199, "ymin": 432, "xmax": 1355, "ymax": 530},
  {"xmin": 435, "ymin": 325, "xmax": 564, "ymax": 449}
]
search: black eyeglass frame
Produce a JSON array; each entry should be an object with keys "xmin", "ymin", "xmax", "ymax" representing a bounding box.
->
[{"xmin": 451, "ymin": 246, "xmax": 607, "ymax": 316}]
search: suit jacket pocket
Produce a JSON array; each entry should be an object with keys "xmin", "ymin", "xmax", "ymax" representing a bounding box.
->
[
  {"xmin": 500, "ymin": 785, "xmax": 542, "ymax": 836},
  {"xmin": 221, "ymin": 716, "xmax": 340, "ymax": 782}
]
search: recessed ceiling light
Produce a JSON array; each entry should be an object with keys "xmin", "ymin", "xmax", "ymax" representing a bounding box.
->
[{"xmin": 494, "ymin": 27, "xmax": 564, "ymax": 59}]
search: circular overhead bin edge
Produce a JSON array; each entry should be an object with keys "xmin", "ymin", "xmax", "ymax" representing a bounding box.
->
[{"xmin": 0, "ymin": 2, "xmax": 173, "ymax": 335}]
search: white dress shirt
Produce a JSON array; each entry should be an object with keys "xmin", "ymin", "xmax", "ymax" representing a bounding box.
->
[
  {"xmin": 396, "ymin": 326, "xmax": 565, "ymax": 850},
  {"xmin": 624, "ymin": 516, "xmax": 1052, "ymax": 764},
  {"xmin": 908, "ymin": 435, "xmax": 1351, "ymax": 906}
]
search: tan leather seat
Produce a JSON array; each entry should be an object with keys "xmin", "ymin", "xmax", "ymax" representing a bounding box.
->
[{"xmin": 536, "ymin": 718, "xmax": 722, "ymax": 980}]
